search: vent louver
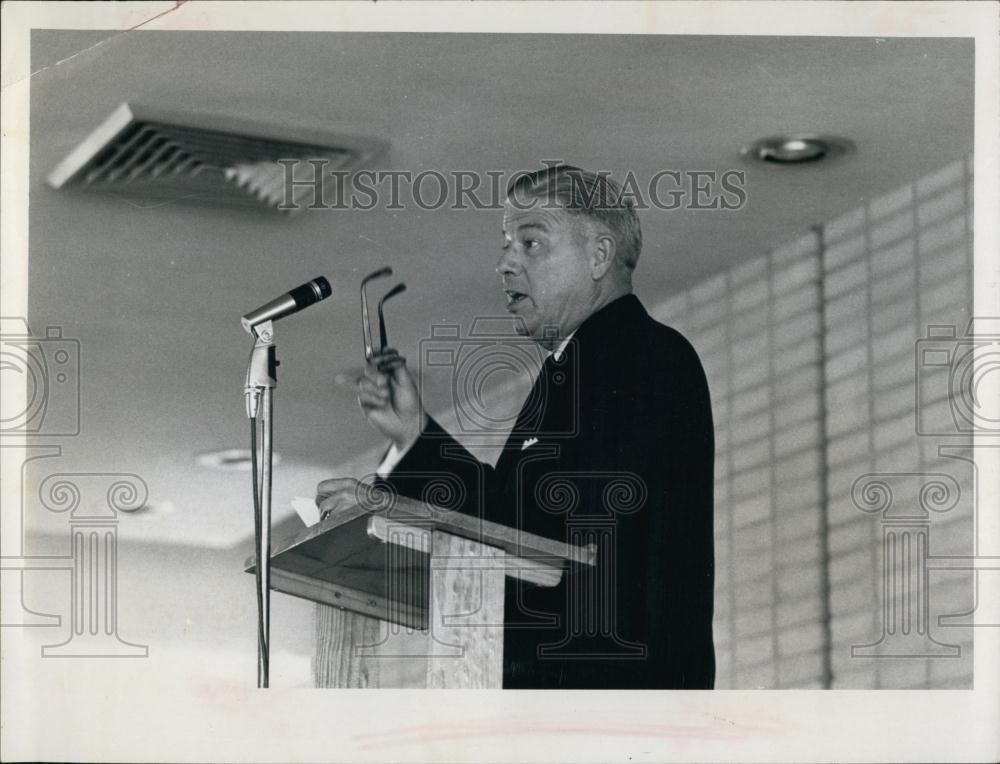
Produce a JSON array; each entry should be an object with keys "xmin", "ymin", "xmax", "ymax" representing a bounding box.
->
[{"xmin": 47, "ymin": 103, "xmax": 386, "ymax": 213}]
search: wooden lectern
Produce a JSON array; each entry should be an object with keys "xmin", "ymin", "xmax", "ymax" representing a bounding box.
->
[{"xmin": 246, "ymin": 493, "xmax": 596, "ymax": 688}]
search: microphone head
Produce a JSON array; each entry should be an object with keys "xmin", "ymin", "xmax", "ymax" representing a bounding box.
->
[
  {"xmin": 288, "ymin": 276, "xmax": 333, "ymax": 309},
  {"xmin": 241, "ymin": 276, "xmax": 333, "ymax": 333},
  {"xmin": 312, "ymin": 276, "xmax": 333, "ymax": 301}
]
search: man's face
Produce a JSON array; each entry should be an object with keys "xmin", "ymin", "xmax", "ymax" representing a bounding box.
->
[{"xmin": 498, "ymin": 199, "xmax": 595, "ymax": 346}]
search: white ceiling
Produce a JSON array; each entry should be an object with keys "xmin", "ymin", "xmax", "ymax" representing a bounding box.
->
[{"xmin": 24, "ymin": 31, "xmax": 972, "ymax": 547}]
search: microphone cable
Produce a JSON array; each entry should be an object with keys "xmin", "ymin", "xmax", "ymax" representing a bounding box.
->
[{"xmin": 250, "ymin": 413, "xmax": 269, "ymax": 686}]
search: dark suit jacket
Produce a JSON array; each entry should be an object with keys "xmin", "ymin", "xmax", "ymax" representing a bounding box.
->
[{"xmin": 382, "ymin": 294, "xmax": 715, "ymax": 689}]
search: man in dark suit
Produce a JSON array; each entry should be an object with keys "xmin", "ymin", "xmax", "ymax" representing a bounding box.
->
[{"xmin": 318, "ymin": 165, "xmax": 715, "ymax": 689}]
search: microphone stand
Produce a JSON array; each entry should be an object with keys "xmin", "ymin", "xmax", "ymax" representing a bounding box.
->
[{"xmin": 244, "ymin": 320, "xmax": 277, "ymax": 688}]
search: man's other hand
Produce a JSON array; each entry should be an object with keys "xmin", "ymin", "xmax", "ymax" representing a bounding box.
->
[
  {"xmin": 315, "ymin": 477, "xmax": 393, "ymax": 521},
  {"xmin": 357, "ymin": 348, "xmax": 426, "ymax": 451},
  {"xmin": 315, "ymin": 477, "xmax": 361, "ymax": 521}
]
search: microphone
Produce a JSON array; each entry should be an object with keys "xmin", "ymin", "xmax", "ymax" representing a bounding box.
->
[{"xmin": 241, "ymin": 277, "xmax": 332, "ymax": 333}]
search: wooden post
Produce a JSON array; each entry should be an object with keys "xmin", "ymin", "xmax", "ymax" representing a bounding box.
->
[
  {"xmin": 427, "ymin": 530, "xmax": 504, "ymax": 688},
  {"xmin": 314, "ymin": 526, "xmax": 505, "ymax": 688}
]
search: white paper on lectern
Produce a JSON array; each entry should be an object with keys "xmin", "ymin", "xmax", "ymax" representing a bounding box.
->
[{"xmin": 291, "ymin": 496, "xmax": 320, "ymax": 527}]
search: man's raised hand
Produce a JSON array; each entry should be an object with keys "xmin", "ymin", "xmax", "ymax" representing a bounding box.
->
[{"xmin": 356, "ymin": 348, "xmax": 426, "ymax": 451}]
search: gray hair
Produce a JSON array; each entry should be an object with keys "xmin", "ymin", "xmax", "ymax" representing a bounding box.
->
[{"xmin": 506, "ymin": 164, "xmax": 642, "ymax": 271}]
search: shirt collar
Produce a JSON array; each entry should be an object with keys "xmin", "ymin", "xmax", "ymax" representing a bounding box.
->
[{"xmin": 552, "ymin": 331, "xmax": 576, "ymax": 361}]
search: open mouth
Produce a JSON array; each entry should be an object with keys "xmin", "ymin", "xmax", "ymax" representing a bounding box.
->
[{"xmin": 504, "ymin": 290, "xmax": 529, "ymax": 308}]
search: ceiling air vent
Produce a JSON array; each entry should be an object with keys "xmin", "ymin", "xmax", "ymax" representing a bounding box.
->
[{"xmin": 47, "ymin": 103, "xmax": 386, "ymax": 213}]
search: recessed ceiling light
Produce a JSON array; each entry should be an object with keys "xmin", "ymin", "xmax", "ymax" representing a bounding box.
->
[
  {"xmin": 742, "ymin": 134, "xmax": 854, "ymax": 165},
  {"xmin": 197, "ymin": 448, "xmax": 281, "ymax": 471}
]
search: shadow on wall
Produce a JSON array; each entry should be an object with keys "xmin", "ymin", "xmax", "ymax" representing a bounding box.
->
[{"xmin": 655, "ymin": 155, "xmax": 976, "ymax": 689}]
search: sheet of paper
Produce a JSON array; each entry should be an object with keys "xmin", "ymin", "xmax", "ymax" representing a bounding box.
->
[{"xmin": 291, "ymin": 495, "xmax": 320, "ymax": 527}]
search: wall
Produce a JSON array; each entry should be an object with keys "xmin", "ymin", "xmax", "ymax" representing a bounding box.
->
[{"xmin": 655, "ymin": 155, "xmax": 975, "ymax": 688}]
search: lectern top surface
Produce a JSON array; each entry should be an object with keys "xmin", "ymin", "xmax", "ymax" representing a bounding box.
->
[{"xmin": 244, "ymin": 494, "xmax": 596, "ymax": 629}]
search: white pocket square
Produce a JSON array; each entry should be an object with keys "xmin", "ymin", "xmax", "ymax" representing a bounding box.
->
[{"xmin": 521, "ymin": 437, "xmax": 539, "ymax": 450}]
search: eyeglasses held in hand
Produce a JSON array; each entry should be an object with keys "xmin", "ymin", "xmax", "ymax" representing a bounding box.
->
[{"xmin": 361, "ymin": 267, "xmax": 407, "ymax": 362}]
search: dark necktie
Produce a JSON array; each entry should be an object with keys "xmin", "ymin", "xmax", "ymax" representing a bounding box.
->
[{"xmin": 511, "ymin": 351, "xmax": 561, "ymax": 438}]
